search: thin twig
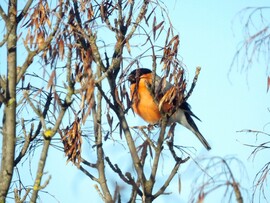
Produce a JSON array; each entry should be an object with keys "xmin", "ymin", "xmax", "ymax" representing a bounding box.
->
[
  {"xmin": 184, "ymin": 66, "xmax": 201, "ymax": 101},
  {"xmin": 153, "ymin": 157, "xmax": 189, "ymax": 199},
  {"xmin": 78, "ymin": 165, "xmax": 98, "ymax": 181}
]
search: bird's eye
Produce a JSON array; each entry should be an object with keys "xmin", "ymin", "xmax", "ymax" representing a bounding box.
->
[{"xmin": 128, "ymin": 75, "xmax": 136, "ymax": 84}]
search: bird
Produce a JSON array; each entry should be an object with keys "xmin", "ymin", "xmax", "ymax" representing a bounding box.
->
[{"xmin": 128, "ymin": 68, "xmax": 211, "ymax": 150}]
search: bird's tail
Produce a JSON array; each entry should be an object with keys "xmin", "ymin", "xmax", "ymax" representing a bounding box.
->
[
  {"xmin": 192, "ymin": 127, "xmax": 211, "ymax": 151},
  {"xmin": 183, "ymin": 112, "xmax": 211, "ymax": 150},
  {"xmin": 171, "ymin": 108, "xmax": 211, "ymax": 150}
]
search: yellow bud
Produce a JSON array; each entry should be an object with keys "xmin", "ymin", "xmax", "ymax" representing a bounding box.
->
[
  {"xmin": 7, "ymin": 98, "xmax": 16, "ymax": 107},
  {"xmin": 43, "ymin": 129, "xmax": 54, "ymax": 138}
]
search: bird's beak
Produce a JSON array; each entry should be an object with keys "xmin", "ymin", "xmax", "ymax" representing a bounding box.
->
[{"xmin": 127, "ymin": 74, "xmax": 135, "ymax": 84}]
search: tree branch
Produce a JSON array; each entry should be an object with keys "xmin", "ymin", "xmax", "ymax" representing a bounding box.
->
[
  {"xmin": 78, "ymin": 165, "xmax": 98, "ymax": 181},
  {"xmin": 30, "ymin": 139, "xmax": 51, "ymax": 203},
  {"xmin": 153, "ymin": 157, "xmax": 189, "ymax": 199},
  {"xmin": 23, "ymin": 91, "xmax": 47, "ymax": 130},
  {"xmin": 17, "ymin": 0, "xmax": 34, "ymax": 22},
  {"xmin": 184, "ymin": 66, "xmax": 201, "ymax": 102},
  {"xmin": 125, "ymin": 0, "xmax": 149, "ymax": 42},
  {"xmin": 116, "ymin": 107, "xmax": 146, "ymax": 187},
  {"xmin": 94, "ymin": 58, "xmax": 113, "ymax": 202},
  {"xmin": 150, "ymin": 118, "xmax": 167, "ymax": 185},
  {"xmin": 14, "ymin": 121, "xmax": 33, "ymax": 166},
  {"xmin": 0, "ymin": 5, "xmax": 8, "ymax": 23}
]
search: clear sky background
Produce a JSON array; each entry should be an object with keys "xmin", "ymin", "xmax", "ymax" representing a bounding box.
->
[{"xmin": 1, "ymin": 0, "xmax": 270, "ymax": 203}]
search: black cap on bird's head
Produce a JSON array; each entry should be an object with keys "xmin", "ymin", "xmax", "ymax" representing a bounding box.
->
[{"xmin": 128, "ymin": 68, "xmax": 152, "ymax": 84}]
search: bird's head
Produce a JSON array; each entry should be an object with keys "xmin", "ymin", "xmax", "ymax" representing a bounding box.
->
[{"xmin": 128, "ymin": 68, "xmax": 152, "ymax": 84}]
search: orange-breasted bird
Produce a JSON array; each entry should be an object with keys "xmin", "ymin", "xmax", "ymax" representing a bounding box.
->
[{"xmin": 128, "ymin": 68, "xmax": 211, "ymax": 150}]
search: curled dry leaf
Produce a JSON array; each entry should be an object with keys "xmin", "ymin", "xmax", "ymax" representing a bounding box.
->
[
  {"xmin": 158, "ymin": 86, "xmax": 185, "ymax": 112},
  {"xmin": 61, "ymin": 118, "xmax": 82, "ymax": 166},
  {"xmin": 36, "ymin": 31, "xmax": 45, "ymax": 49},
  {"xmin": 81, "ymin": 69, "xmax": 95, "ymax": 124},
  {"xmin": 47, "ymin": 69, "xmax": 56, "ymax": 90},
  {"xmin": 58, "ymin": 38, "xmax": 65, "ymax": 60}
]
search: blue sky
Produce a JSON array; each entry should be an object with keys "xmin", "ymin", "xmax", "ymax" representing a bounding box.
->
[
  {"xmin": 1, "ymin": 0, "xmax": 270, "ymax": 202},
  {"xmin": 169, "ymin": 1, "xmax": 270, "ymax": 202}
]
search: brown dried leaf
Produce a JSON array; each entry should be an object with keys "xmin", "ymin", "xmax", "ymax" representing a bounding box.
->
[
  {"xmin": 87, "ymin": 4, "xmax": 94, "ymax": 20},
  {"xmin": 54, "ymin": 91, "xmax": 62, "ymax": 107},
  {"xmin": 154, "ymin": 21, "xmax": 164, "ymax": 31},
  {"xmin": 33, "ymin": 88, "xmax": 44, "ymax": 99},
  {"xmin": 100, "ymin": 3, "xmax": 105, "ymax": 21},
  {"xmin": 62, "ymin": 118, "xmax": 82, "ymax": 165},
  {"xmin": 154, "ymin": 20, "xmax": 164, "ymax": 40},
  {"xmin": 152, "ymin": 16, "xmax": 156, "ymax": 39},
  {"xmin": 46, "ymin": 17, "xmax": 51, "ymax": 28},
  {"xmin": 107, "ymin": 112, "xmax": 113, "ymax": 128},
  {"xmin": 36, "ymin": 31, "xmax": 45, "ymax": 49},
  {"xmin": 172, "ymin": 35, "xmax": 179, "ymax": 54},
  {"xmin": 30, "ymin": 34, "xmax": 34, "ymax": 48},
  {"xmin": 145, "ymin": 6, "xmax": 156, "ymax": 26},
  {"xmin": 58, "ymin": 38, "xmax": 65, "ymax": 60},
  {"xmin": 165, "ymin": 28, "xmax": 171, "ymax": 46},
  {"xmin": 178, "ymin": 174, "xmax": 181, "ymax": 194},
  {"xmin": 23, "ymin": 29, "xmax": 30, "ymax": 47},
  {"xmin": 47, "ymin": 69, "xmax": 56, "ymax": 90},
  {"xmin": 158, "ymin": 85, "xmax": 184, "ymax": 113},
  {"xmin": 81, "ymin": 73, "xmax": 95, "ymax": 124},
  {"xmin": 126, "ymin": 39, "xmax": 131, "ymax": 55},
  {"xmin": 168, "ymin": 35, "xmax": 179, "ymax": 46},
  {"xmin": 156, "ymin": 25, "xmax": 164, "ymax": 41},
  {"xmin": 198, "ymin": 192, "xmax": 205, "ymax": 203}
]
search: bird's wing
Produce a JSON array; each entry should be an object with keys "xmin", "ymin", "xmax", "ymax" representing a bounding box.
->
[
  {"xmin": 179, "ymin": 102, "xmax": 201, "ymax": 121},
  {"xmin": 154, "ymin": 74, "xmax": 173, "ymax": 95}
]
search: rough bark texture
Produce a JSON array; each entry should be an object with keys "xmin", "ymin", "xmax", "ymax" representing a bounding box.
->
[{"xmin": 0, "ymin": 0, "xmax": 17, "ymax": 201}]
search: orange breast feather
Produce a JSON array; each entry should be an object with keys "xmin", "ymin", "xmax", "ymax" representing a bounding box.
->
[{"xmin": 130, "ymin": 73, "xmax": 172, "ymax": 124}]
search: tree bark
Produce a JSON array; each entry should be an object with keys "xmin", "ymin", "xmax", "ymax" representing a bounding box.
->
[
  {"xmin": 30, "ymin": 139, "xmax": 51, "ymax": 203},
  {"xmin": 0, "ymin": 0, "xmax": 17, "ymax": 202}
]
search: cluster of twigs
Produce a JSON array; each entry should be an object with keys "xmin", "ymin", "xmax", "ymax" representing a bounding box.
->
[
  {"xmin": 238, "ymin": 129, "xmax": 270, "ymax": 202},
  {"xmin": 189, "ymin": 156, "xmax": 244, "ymax": 203}
]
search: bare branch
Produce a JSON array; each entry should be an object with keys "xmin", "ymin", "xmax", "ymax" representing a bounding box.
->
[
  {"xmin": 105, "ymin": 157, "xmax": 133, "ymax": 186},
  {"xmin": 184, "ymin": 66, "xmax": 201, "ymax": 102},
  {"xmin": 81, "ymin": 158, "xmax": 97, "ymax": 168},
  {"xmin": 115, "ymin": 107, "xmax": 146, "ymax": 187},
  {"xmin": 125, "ymin": 0, "xmax": 134, "ymax": 27},
  {"xmin": 0, "ymin": 5, "xmax": 8, "ymax": 22},
  {"xmin": 14, "ymin": 121, "xmax": 33, "ymax": 166},
  {"xmin": 23, "ymin": 90, "xmax": 47, "ymax": 130},
  {"xmin": 14, "ymin": 187, "xmax": 30, "ymax": 203},
  {"xmin": 231, "ymin": 7, "xmax": 270, "ymax": 74},
  {"xmin": 17, "ymin": 0, "xmax": 34, "ymax": 22},
  {"xmin": 150, "ymin": 118, "xmax": 167, "ymax": 184},
  {"xmin": 89, "ymin": 34, "xmax": 106, "ymax": 72},
  {"xmin": 78, "ymin": 165, "xmax": 98, "ymax": 181},
  {"xmin": 125, "ymin": 1, "xmax": 149, "ymax": 42},
  {"xmin": 94, "ymin": 60, "xmax": 114, "ymax": 202},
  {"xmin": 30, "ymin": 139, "xmax": 51, "ymax": 202},
  {"xmin": 0, "ymin": 24, "xmax": 16, "ymax": 47},
  {"xmin": 153, "ymin": 157, "xmax": 189, "ymax": 199}
]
